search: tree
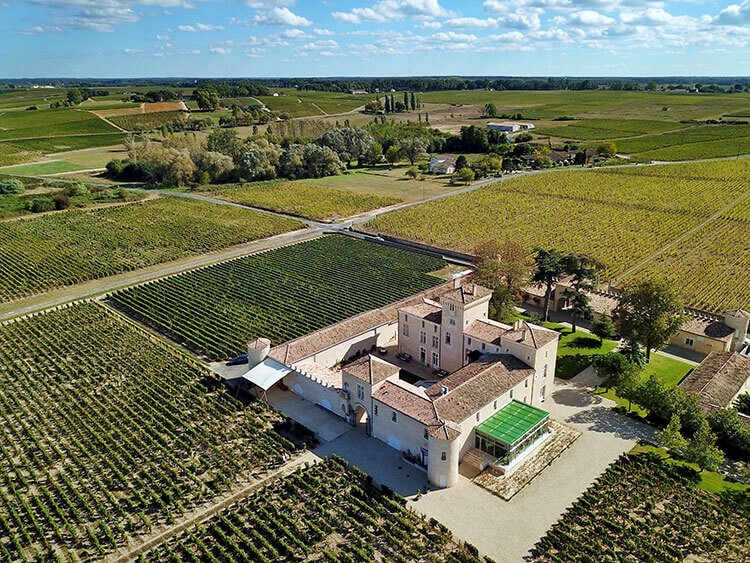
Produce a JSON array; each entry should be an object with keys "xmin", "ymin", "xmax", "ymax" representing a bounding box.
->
[
  {"xmin": 737, "ymin": 393, "xmax": 750, "ymax": 416},
  {"xmin": 403, "ymin": 91, "xmax": 409, "ymax": 112},
  {"xmin": 366, "ymin": 141, "xmax": 383, "ymax": 165},
  {"xmin": 385, "ymin": 145, "xmax": 400, "ymax": 166},
  {"xmin": 410, "ymin": 91, "xmax": 416, "ymax": 111},
  {"xmin": 460, "ymin": 125, "xmax": 489, "ymax": 152},
  {"xmin": 645, "ymin": 80, "xmax": 658, "ymax": 91},
  {"xmin": 384, "ymin": 96, "xmax": 391, "ymax": 113},
  {"xmin": 196, "ymin": 90, "xmax": 220, "ymax": 111},
  {"xmin": 0, "ymin": 178, "xmax": 24, "ymax": 195},
  {"xmin": 531, "ymin": 247, "xmax": 566, "ymax": 322},
  {"xmin": 612, "ymin": 278, "xmax": 686, "ymax": 361},
  {"xmin": 592, "ymin": 315, "xmax": 616, "ymax": 345},
  {"xmin": 394, "ymin": 101, "xmax": 406, "ymax": 112},
  {"xmin": 660, "ymin": 414, "xmax": 688, "ymax": 454},
  {"xmin": 592, "ymin": 352, "xmax": 631, "ymax": 391},
  {"xmin": 615, "ymin": 367, "xmax": 640, "ymax": 412},
  {"xmin": 707, "ymin": 408, "xmax": 750, "ymax": 453},
  {"xmin": 455, "ymin": 155, "xmax": 468, "ymax": 171},
  {"xmin": 672, "ymin": 388, "xmax": 704, "ymax": 435},
  {"xmin": 562, "ymin": 253, "xmax": 602, "ymax": 332},
  {"xmin": 456, "ymin": 167, "xmax": 474, "ymax": 184},
  {"xmin": 596, "ymin": 141, "xmax": 617, "ymax": 158},
  {"xmin": 207, "ymin": 128, "xmax": 240, "ymax": 159},
  {"xmin": 399, "ymin": 137, "xmax": 428, "ymax": 165},
  {"xmin": 483, "ymin": 103, "xmax": 498, "ymax": 118},
  {"xmin": 66, "ymin": 89, "xmax": 83, "ymax": 105},
  {"xmin": 405, "ymin": 166, "xmax": 419, "ymax": 179},
  {"xmin": 473, "ymin": 239, "xmax": 532, "ymax": 322},
  {"xmin": 318, "ymin": 128, "xmax": 374, "ymax": 167},
  {"xmin": 238, "ymin": 149, "xmax": 277, "ymax": 181},
  {"xmin": 620, "ymin": 333, "xmax": 647, "ymax": 369},
  {"xmin": 635, "ymin": 375, "xmax": 675, "ymax": 421},
  {"xmin": 686, "ymin": 419, "xmax": 724, "ymax": 472}
]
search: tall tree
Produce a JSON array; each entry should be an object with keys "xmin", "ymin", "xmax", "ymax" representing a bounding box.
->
[
  {"xmin": 612, "ymin": 278, "xmax": 685, "ymax": 361},
  {"xmin": 384, "ymin": 96, "xmax": 391, "ymax": 113},
  {"xmin": 591, "ymin": 314, "xmax": 616, "ymax": 345},
  {"xmin": 531, "ymin": 247, "xmax": 566, "ymax": 322},
  {"xmin": 390, "ymin": 94, "xmax": 395, "ymax": 113},
  {"xmin": 473, "ymin": 239, "xmax": 532, "ymax": 321},
  {"xmin": 562, "ymin": 253, "xmax": 602, "ymax": 332},
  {"xmin": 410, "ymin": 91, "xmax": 416, "ymax": 111},
  {"xmin": 686, "ymin": 419, "xmax": 724, "ymax": 472},
  {"xmin": 399, "ymin": 137, "xmax": 428, "ymax": 165},
  {"xmin": 660, "ymin": 414, "xmax": 688, "ymax": 455},
  {"xmin": 404, "ymin": 91, "xmax": 409, "ymax": 112},
  {"xmin": 592, "ymin": 352, "xmax": 631, "ymax": 391}
]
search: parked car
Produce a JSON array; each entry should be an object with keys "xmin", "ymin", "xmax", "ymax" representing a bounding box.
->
[
  {"xmin": 226, "ymin": 354, "xmax": 248, "ymax": 366},
  {"xmin": 397, "ymin": 352, "xmax": 411, "ymax": 362}
]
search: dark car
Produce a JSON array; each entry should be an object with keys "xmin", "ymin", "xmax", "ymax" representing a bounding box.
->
[
  {"xmin": 226, "ymin": 354, "xmax": 248, "ymax": 366},
  {"xmin": 397, "ymin": 352, "xmax": 412, "ymax": 362}
]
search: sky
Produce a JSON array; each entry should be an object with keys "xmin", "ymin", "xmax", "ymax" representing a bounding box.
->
[{"xmin": 1, "ymin": 0, "xmax": 750, "ymax": 78}]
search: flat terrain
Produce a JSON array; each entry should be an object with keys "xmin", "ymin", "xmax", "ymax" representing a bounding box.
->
[
  {"xmin": 140, "ymin": 456, "xmax": 491, "ymax": 562},
  {"xmin": 0, "ymin": 302, "xmax": 299, "ymax": 561},
  {"xmin": 533, "ymin": 452, "xmax": 749, "ymax": 561},
  {"xmin": 0, "ymin": 196, "xmax": 302, "ymax": 302},
  {"xmin": 363, "ymin": 159, "xmax": 750, "ymax": 312},
  {"xmin": 206, "ymin": 180, "xmax": 402, "ymax": 221},
  {"xmin": 108, "ymin": 235, "xmax": 446, "ymax": 360}
]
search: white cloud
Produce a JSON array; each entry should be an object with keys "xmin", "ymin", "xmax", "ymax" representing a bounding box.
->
[
  {"xmin": 280, "ymin": 28, "xmax": 311, "ymax": 38},
  {"xmin": 444, "ymin": 17, "xmax": 498, "ymax": 28},
  {"xmin": 298, "ymin": 39, "xmax": 339, "ymax": 50},
  {"xmin": 620, "ymin": 8, "xmax": 674, "ymax": 26},
  {"xmin": 154, "ymin": 34, "xmax": 170, "ymax": 40},
  {"xmin": 19, "ymin": 26, "xmax": 45, "ymax": 35},
  {"xmin": 488, "ymin": 30, "xmax": 525, "ymax": 41},
  {"xmin": 251, "ymin": 7, "xmax": 312, "ymax": 26},
  {"xmin": 432, "ymin": 31, "xmax": 477, "ymax": 41},
  {"xmin": 714, "ymin": 1, "xmax": 750, "ymax": 25},
  {"xmin": 333, "ymin": 0, "xmax": 451, "ymax": 24},
  {"xmin": 178, "ymin": 22, "xmax": 223, "ymax": 32},
  {"xmin": 123, "ymin": 47, "xmax": 143, "ymax": 52},
  {"xmin": 568, "ymin": 10, "xmax": 614, "ymax": 26},
  {"xmin": 314, "ymin": 28, "xmax": 335, "ymax": 35},
  {"xmin": 209, "ymin": 46, "xmax": 231, "ymax": 54}
]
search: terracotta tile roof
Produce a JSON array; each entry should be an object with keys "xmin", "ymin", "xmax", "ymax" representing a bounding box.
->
[
  {"xmin": 247, "ymin": 337, "xmax": 271, "ymax": 349},
  {"xmin": 505, "ymin": 322, "xmax": 559, "ymax": 349},
  {"xmin": 464, "ymin": 319, "xmax": 509, "ymax": 345},
  {"xmin": 680, "ymin": 317, "xmax": 734, "ymax": 342},
  {"xmin": 680, "ymin": 351, "xmax": 750, "ymax": 409},
  {"xmin": 428, "ymin": 354, "xmax": 535, "ymax": 424},
  {"xmin": 372, "ymin": 380, "xmax": 436, "ymax": 424},
  {"xmin": 400, "ymin": 299, "xmax": 443, "ymax": 323},
  {"xmin": 345, "ymin": 355, "xmax": 400, "ymax": 385},
  {"xmin": 268, "ymin": 280, "xmax": 461, "ymax": 365},
  {"xmin": 441, "ymin": 284, "xmax": 493, "ymax": 305},
  {"xmin": 587, "ymin": 291, "xmax": 619, "ymax": 316}
]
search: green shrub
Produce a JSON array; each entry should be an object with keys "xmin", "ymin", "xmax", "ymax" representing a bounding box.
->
[
  {"xmin": 29, "ymin": 197, "xmax": 55, "ymax": 213},
  {"xmin": 0, "ymin": 178, "xmax": 24, "ymax": 194},
  {"xmin": 53, "ymin": 194, "xmax": 70, "ymax": 210}
]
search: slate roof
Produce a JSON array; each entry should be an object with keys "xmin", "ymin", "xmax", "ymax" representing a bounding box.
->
[{"xmin": 680, "ymin": 351, "xmax": 750, "ymax": 409}]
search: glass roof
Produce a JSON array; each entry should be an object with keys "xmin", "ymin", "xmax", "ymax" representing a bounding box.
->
[{"xmin": 475, "ymin": 400, "xmax": 549, "ymax": 446}]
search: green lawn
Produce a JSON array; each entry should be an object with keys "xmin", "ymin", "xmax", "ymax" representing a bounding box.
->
[
  {"xmin": 630, "ymin": 443, "xmax": 747, "ymax": 494},
  {"xmin": 596, "ymin": 353, "xmax": 694, "ymax": 415},
  {"xmin": 542, "ymin": 322, "xmax": 619, "ymax": 380},
  {"xmin": 2, "ymin": 160, "xmax": 87, "ymax": 175}
]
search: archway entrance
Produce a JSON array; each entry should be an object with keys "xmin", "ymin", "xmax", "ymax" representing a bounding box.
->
[{"xmin": 355, "ymin": 404, "xmax": 369, "ymax": 433}]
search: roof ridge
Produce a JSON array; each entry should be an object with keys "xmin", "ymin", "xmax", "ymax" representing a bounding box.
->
[
  {"xmin": 524, "ymin": 321, "xmax": 538, "ymax": 348},
  {"xmin": 697, "ymin": 351, "xmax": 734, "ymax": 396}
]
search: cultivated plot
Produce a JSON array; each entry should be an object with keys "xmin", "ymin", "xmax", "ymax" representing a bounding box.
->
[{"xmin": 108, "ymin": 235, "xmax": 446, "ymax": 360}]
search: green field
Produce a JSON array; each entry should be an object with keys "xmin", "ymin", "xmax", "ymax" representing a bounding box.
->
[
  {"xmin": 4, "ymin": 133, "xmax": 126, "ymax": 153},
  {"xmin": 535, "ymin": 119, "xmax": 687, "ymax": 140},
  {"xmin": 534, "ymin": 452, "xmax": 749, "ymax": 562},
  {"xmin": 0, "ymin": 142, "xmax": 37, "ymax": 166},
  {"xmin": 365, "ymin": 160, "xmax": 750, "ymax": 313},
  {"xmin": 1, "ymin": 160, "xmax": 87, "ymax": 175},
  {"xmin": 108, "ymin": 235, "xmax": 446, "ymax": 360},
  {"xmin": 0, "ymin": 108, "xmax": 118, "ymax": 140},
  {"xmin": 256, "ymin": 95, "xmax": 324, "ymax": 118},
  {"xmin": 0, "ymin": 301, "xmax": 299, "ymax": 561},
  {"xmin": 540, "ymin": 323, "xmax": 618, "ymax": 380},
  {"xmin": 142, "ymin": 456, "xmax": 491, "ymax": 563},
  {"xmin": 108, "ymin": 110, "xmax": 186, "ymax": 131},
  {"xmin": 210, "ymin": 180, "xmax": 401, "ymax": 221},
  {"xmin": 0, "ymin": 196, "xmax": 302, "ymax": 302}
]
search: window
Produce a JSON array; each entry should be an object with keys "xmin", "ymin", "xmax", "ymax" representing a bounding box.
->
[
  {"xmin": 441, "ymin": 451, "xmax": 447, "ymax": 461},
  {"xmin": 391, "ymin": 411, "xmax": 397, "ymax": 423},
  {"xmin": 422, "ymin": 320, "xmax": 425, "ymax": 328},
  {"xmin": 510, "ymin": 389, "xmax": 514, "ymax": 399},
  {"xmin": 481, "ymin": 343, "xmax": 486, "ymax": 351},
  {"xmin": 445, "ymin": 332, "xmax": 451, "ymax": 345},
  {"xmin": 493, "ymin": 400, "xmax": 497, "ymax": 409},
  {"xmin": 449, "ymin": 304, "xmax": 455, "ymax": 312},
  {"xmin": 423, "ymin": 429, "xmax": 429, "ymax": 440},
  {"xmin": 432, "ymin": 351, "xmax": 439, "ymax": 368},
  {"xmin": 467, "ymin": 337, "xmax": 472, "ymax": 345},
  {"xmin": 404, "ymin": 314, "xmax": 408, "ymax": 322},
  {"xmin": 449, "ymin": 319, "xmax": 456, "ymax": 326},
  {"xmin": 374, "ymin": 405, "xmax": 378, "ymax": 416},
  {"xmin": 432, "ymin": 335, "xmax": 439, "ymax": 348},
  {"xmin": 357, "ymin": 384, "xmax": 365, "ymax": 400},
  {"xmin": 505, "ymin": 348, "xmax": 509, "ymax": 353},
  {"xmin": 343, "ymin": 382, "xmax": 349, "ymax": 392},
  {"xmin": 403, "ymin": 324, "xmax": 409, "ymax": 337},
  {"xmin": 476, "ymin": 412, "xmax": 480, "ymax": 421},
  {"xmin": 697, "ymin": 335, "xmax": 705, "ymax": 343},
  {"xmin": 543, "ymin": 365, "xmax": 548, "ymax": 379},
  {"xmin": 686, "ymin": 337, "xmax": 694, "ymax": 346},
  {"xmin": 420, "ymin": 331, "xmax": 426, "ymax": 344},
  {"xmin": 420, "ymin": 347, "xmax": 426, "ymax": 363},
  {"xmin": 434, "ymin": 325, "xmax": 438, "ymax": 333},
  {"xmin": 526, "ymin": 355, "xmax": 530, "ymax": 362},
  {"xmin": 545, "ymin": 350, "xmax": 549, "ymax": 358},
  {"xmin": 525, "ymin": 378, "xmax": 529, "ymax": 388}
]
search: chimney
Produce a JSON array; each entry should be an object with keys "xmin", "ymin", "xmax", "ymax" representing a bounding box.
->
[
  {"xmin": 521, "ymin": 329, "xmax": 527, "ymax": 341},
  {"xmin": 247, "ymin": 337, "xmax": 271, "ymax": 369},
  {"xmin": 452, "ymin": 276, "xmax": 462, "ymax": 289},
  {"xmin": 473, "ymin": 284, "xmax": 478, "ymax": 296},
  {"xmin": 513, "ymin": 319, "xmax": 523, "ymax": 331},
  {"xmin": 439, "ymin": 385, "xmax": 448, "ymax": 396}
]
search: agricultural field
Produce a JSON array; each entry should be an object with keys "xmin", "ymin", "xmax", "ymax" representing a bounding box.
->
[
  {"xmin": 210, "ymin": 181, "xmax": 401, "ymax": 221},
  {"xmin": 534, "ymin": 119, "xmax": 687, "ymax": 140},
  {"xmin": 142, "ymin": 456, "xmax": 490, "ymax": 563},
  {"xmin": 0, "ymin": 302, "xmax": 300, "ymax": 561},
  {"xmin": 1, "ymin": 160, "xmax": 88, "ymax": 175},
  {"xmin": 614, "ymin": 124, "xmax": 750, "ymax": 157},
  {"xmin": 0, "ymin": 196, "xmax": 302, "ymax": 302},
  {"xmin": 108, "ymin": 235, "xmax": 446, "ymax": 360},
  {"xmin": 107, "ymin": 110, "xmax": 185, "ymax": 131},
  {"xmin": 255, "ymin": 94, "xmax": 323, "ymax": 118},
  {"xmin": 627, "ymin": 193, "xmax": 750, "ymax": 312},
  {"xmin": 3, "ymin": 133, "xmax": 126, "ymax": 154},
  {"xmin": 0, "ymin": 143, "xmax": 37, "ymax": 167},
  {"xmin": 533, "ymin": 452, "xmax": 749, "ymax": 562},
  {"xmin": 363, "ymin": 159, "xmax": 750, "ymax": 296},
  {"xmin": 0, "ymin": 108, "xmax": 119, "ymax": 140}
]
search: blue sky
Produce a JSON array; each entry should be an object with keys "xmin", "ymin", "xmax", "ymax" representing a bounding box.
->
[{"xmin": 2, "ymin": 0, "xmax": 750, "ymax": 78}]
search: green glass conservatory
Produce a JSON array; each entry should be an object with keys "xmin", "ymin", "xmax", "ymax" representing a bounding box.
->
[{"xmin": 474, "ymin": 400, "xmax": 550, "ymax": 465}]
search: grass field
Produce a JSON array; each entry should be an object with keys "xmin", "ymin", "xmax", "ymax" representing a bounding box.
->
[
  {"xmin": 0, "ymin": 301, "xmax": 300, "ymax": 561},
  {"xmin": 4, "ymin": 133, "xmax": 126, "ymax": 153},
  {"xmin": 108, "ymin": 110, "xmax": 185, "ymax": 131},
  {"xmin": 364, "ymin": 159, "xmax": 750, "ymax": 312},
  {"xmin": 1, "ymin": 160, "xmax": 88, "ymax": 175},
  {"xmin": 0, "ymin": 108, "xmax": 119, "ymax": 140},
  {"xmin": 541, "ymin": 323, "xmax": 618, "ymax": 380},
  {"xmin": 108, "ymin": 235, "xmax": 446, "ymax": 360},
  {"xmin": 535, "ymin": 119, "xmax": 687, "ymax": 140},
  {"xmin": 256, "ymin": 95, "xmax": 324, "ymax": 118},
  {"xmin": 142, "ymin": 456, "xmax": 490, "ymax": 563},
  {"xmin": 0, "ymin": 196, "xmax": 302, "ymax": 302},
  {"xmin": 209, "ymin": 180, "xmax": 401, "ymax": 221},
  {"xmin": 533, "ymin": 452, "xmax": 749, "ymax": 562}
]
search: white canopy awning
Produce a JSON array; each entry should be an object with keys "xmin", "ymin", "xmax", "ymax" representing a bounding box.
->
[{"xmin": 242, "ymin": 358, "xmax": 292, "ymax": 391}]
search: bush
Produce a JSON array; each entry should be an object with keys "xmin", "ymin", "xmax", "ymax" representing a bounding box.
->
[
  {"xmin": 53, "ymin": 194, "xmax": 70, "ymax": 210},
  {"xmin": 67, "ymin": 181, "xmax": 90, "ymax": 197},
  {"xmin": 0, "ymin": 178, "xmax": 24, "ymax": 195},
  {"xmin": 29, "ymin": 197, "xmax": 55, "ymax": 213}
]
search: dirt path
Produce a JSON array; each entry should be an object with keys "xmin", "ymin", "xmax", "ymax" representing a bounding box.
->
[{"xmin": 109, "ymin": 450, "xmax": 320, "ymax": 562}]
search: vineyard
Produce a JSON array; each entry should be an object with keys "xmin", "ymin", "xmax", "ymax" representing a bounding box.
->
[
  {"xmin": 626, "ymin": 192, "xmax": 750, "ymax": 311},
  {"xmin": 363, "ymin": 159, "xmax": 750, "ymax": 286},
  {"xmin": 3, "ymin": 133, "xmax": 126, "ymax": 154},
  {"xmin": 108, "ymin": 235, "xmax": 446, "ymax": 360},
  {"xmin": 535, "ymin": 119, "xmax": 685, "ymax": 141},
  {"xmin": 141, "ymin": 456, "xmax": 490, "ymax": 563},
  {"xmin": 212, "ymin": 181, "xmax": 401, "ymax": 221},
  {"xmin": 0, "ymin": 109, "xmax": 119, "ymax": 141},
  {"xmin": 0, "ymin": 196, "xmax": 302, "ymax": 302},
  {"xmin": 0, "ymin": 302, "xmax": 300, "ymax": 561},
  {"xmin": 108, "ymin": 110, "xmax": 186, "ymax": 131},
  {"xmin": 533, "ymin": 453, "xmax": 749, "ymax": 562}
]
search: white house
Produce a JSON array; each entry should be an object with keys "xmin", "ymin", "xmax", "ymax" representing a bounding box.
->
[
  {"xmin": 429, "ymin": 155, "xmax": 456, "ymax": 174},
  {"xmin": 486, "ymin": 122, "xmax": 535, "ymax": 133}
]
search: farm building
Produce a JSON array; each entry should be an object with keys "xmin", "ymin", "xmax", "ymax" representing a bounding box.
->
[
  {"xmin": 486, "ymin": 122, "xmax": 535, "ymax": 133},
  {"xmin": 241, "ymin": 276, "xmax": 559, "ymax": 489},
  {"xmin": 680, "ymin": 351, "xmax": 750, "ymax": 416},
  {"xmin": 521, "ymin": 282, "xmax": 750, "ymax": 357},
  {"xmin": 429, "ymin": 155, "xmax": 456, "ymax": 174}
]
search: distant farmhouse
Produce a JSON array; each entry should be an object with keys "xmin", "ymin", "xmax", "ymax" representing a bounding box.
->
[
  {"xmin": 486, "ymin": 122, "xmax": 535, "ymax": 133},
  {"xmin": 240, "ymin": 276, "xmax": 559, "ymax": 489},
  {"xmin": 429, "ymin": 155, "xmax": 456, "ymax": 174},
  {"xmin": 521, "ymin": 149, "xmax": 595, "ymax": 166}
]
